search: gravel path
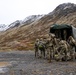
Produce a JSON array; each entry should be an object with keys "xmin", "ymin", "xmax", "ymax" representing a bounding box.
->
[{"xmin": 0, "ymin": 51, "xmax": 76, "ymax": 75}]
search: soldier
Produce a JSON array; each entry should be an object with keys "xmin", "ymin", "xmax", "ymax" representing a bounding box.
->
[
  {"xmin": 48, "ymin": 38, "xmax": 54, "ymax": 62},
  {"xmin": 45, "ymin": 37, "xmax": 53, "ymax": 62},
  {"xmin": 43, "ymin": 34, "xmax": 51, "ymax": 59},
  {"xmin": 68, "ymin": 36, "xmax": 76, "ymax": 61},
  {"xmin": 45, "ymin": 33, "xmax": 59, "ymax": 62},
  {"xmin": 50, "ymin": 33, "xmax": 58, "ymax": 60},
  {"xmin": 68, "ymin": 36, "xmax": 76, "ymax": 46},
  {"xmin": 54, "ymin": 39, "xmax": 62, "ymax": 61},
  {"xmin": 34, "ymin": 38, "xmax": 39, "ymax": 58},
  {"xmin": 38, "ymin": 38, "xmax": 46, "ymax": 58},
  {"xmin": 58, "ymin": 40, "xmax": 69, "ymax": 61}
]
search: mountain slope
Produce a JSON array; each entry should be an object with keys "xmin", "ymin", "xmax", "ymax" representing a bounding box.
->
[
  {"xmin": 0, "ymin": 24, "xmax": 9, "ymax": 31},
  {"xmin": 0, "ymin": 3, "xmax": 76, "ymax": 51},
  {"xmin": 22, "ymin": 15, "xmax": 44, "ymax": 25},
  {"xmin": 0, "ymin": 15, "xmax": 43, "ymax": 31}
]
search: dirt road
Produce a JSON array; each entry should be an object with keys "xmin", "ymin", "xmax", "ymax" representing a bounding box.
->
[{"xmin": 0, "ymin": 51, "xmax": 76, "ymax": 75}]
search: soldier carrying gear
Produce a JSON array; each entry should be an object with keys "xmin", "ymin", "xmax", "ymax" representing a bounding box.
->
[
  {"xmin": 68, "ymin": 36, "xmax": 76, "ymax": 61},
  {"xmin": 45, "ymin": 38, "xmax": 53, "ymax": 62},
  {"xmin": 46, "ymin": 33, "xmax": 59, "ymax": 61},
  {"xmin": 50, "ymin": 33, "xmax": 58, "ymax": 59},
  {"xmin": 38, "ymin": 38, "xmax": 46, "ymax": 58},
  {"xmin": 68, "ymin": 36, "xmax": 76, "ymax": 46},
  {"xmin": 58, "ymin": 40, "xmax": 69, "ymax": 61},
  {"xmin": 34, "ymin": 39, "xmax": 39, "ymax": 57},
  {"xmin": 54, "ymin": 39, "xmax": 62, "ymax": 61},
  {"xmin": 43, "ymin": 37, "xmax": 49, "ymax": 58}
]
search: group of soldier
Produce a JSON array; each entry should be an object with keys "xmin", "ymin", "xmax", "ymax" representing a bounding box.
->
[{"xmin": 34, "ymin": 33, "xmax": 76, "ymax": 62}]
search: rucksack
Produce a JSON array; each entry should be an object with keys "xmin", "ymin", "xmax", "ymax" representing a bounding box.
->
[{"xmin": 39, "ymin": 42, "xmax": 44, "ymax": 48}]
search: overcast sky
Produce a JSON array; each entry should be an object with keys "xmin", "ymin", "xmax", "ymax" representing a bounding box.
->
[{"xmin": 0, "ymin": 0, "xmax": 76, "ymax": 25}]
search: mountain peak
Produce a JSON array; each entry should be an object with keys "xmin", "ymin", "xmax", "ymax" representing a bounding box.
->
[
  {"xmin": 22, "ymin": 15, "xmax": 44, "ymax": 25},
  {"xmin": 55, "ymin": 3, "xmax": 76, "ymax": 10},
  {"xmin": 49, "ymin": 3, "xmax": 76, "ymax": 17}
]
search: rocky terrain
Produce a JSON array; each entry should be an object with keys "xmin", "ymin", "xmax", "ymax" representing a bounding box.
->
[
  {"xmin": 0, "ymin": 51, "xmax": 76, "ymax": 75},
  {"xmin": 0, "ymin": 3, "xmax": 76, "ymax": 50}
]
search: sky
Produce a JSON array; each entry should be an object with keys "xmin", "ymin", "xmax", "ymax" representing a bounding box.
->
[{"xmin": 0, "ymin": 0, "xmax": 76, "ymax": 25}]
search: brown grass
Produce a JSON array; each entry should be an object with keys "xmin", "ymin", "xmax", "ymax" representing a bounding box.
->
[{"xmin": 0, "ymin": 12, "xmax": 76, "ymax": 51}]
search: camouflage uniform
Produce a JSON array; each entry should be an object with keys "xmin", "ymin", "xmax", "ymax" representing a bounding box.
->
[
  {"xmin": 47, "ymin": 33, "xmax": 59, "ymax": 61},
  {"xmin": 34, "ymin": 39, "xmax": 39, "ymax": 57},
  {"xmin": 58, "ymin": 40, "xmax": 69, "ymax": 61},
  {"xmin": 54, "ymin": 39, "xmax": 62, "ymax": 61},
  {"xmin": 43, "ymin": 37, "xmax": 49, "ymax": 58},
  {"xmin": 50, "ymin": 34, "xmax": 58, "ymax": 60},
  {"xmin": 38, "ymin": 38, "xmax": 46, "ymax": 58},
  {"xmin": 46, "ymin": 38, "xmax": 53, "ymax": 61},
  {"xmin": 68, "ymin": 36, "xmax": 76, "ymax": 61}
]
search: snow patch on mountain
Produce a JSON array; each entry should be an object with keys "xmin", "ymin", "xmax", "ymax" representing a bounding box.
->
[
  {"xmin": 0, "ymin": 15, "xmax": 44, "ymax": 31},
  {"xmin": 8, "ymin": 20, "xmax": 22, "ymax": 28},
  {"xmin": 22, "ymin": 15, "xmax": 44, "ymax": 25},
  {"xmin": 0, "ymin": 24, "xmax": 9, "ymax": 31}
]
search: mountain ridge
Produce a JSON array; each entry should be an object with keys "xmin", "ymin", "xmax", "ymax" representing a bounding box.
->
[
  {"xmin": 0, "ymin": 15, "xmax": 44, "ymax": 31},
  {"xmin": 0, "ymin": 3, "xmax": 76, "ymax": 50}
]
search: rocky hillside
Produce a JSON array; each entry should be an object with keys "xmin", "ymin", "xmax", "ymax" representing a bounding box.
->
[{"xmin": 0, "ymin": 3, "xmax": 76, "ymax": 51}]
